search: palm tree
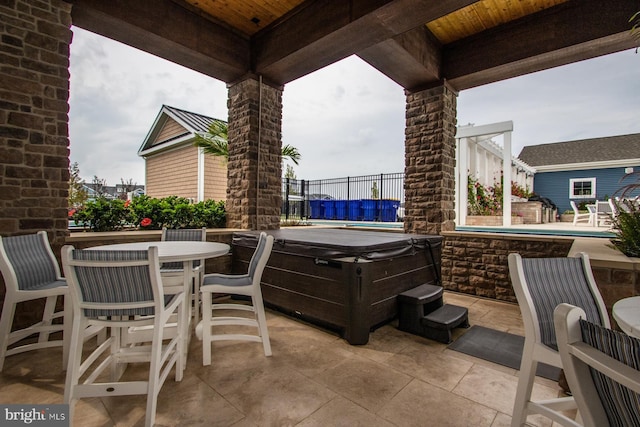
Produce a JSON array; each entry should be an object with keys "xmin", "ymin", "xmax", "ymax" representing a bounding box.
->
[{"xmin": 194, "ymin": 120, "xmax": 301, "ymax": 165}]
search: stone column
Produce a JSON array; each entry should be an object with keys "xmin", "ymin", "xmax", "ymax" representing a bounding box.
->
[
  {"xmin": 404, "ymin": 83, "xmax": 457, "ymax": 235},
  {"xmin": 0, "ymin": 0, "xmax": 72, "ymax": 329},
  {"xmin": 0, "ymin": 0, "xmax": 72, "ymax": 246},
  {"xmin": 226, "ymin": 76, "xmax": 282, "ymax": 230}
]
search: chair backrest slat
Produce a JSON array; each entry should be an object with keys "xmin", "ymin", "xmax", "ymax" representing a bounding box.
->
[
  {"xmin": 161, "ymin": 227, "xmax": 206, "ymax": 269},
  {"xmin": 522, "ymin": 257, "xmax": 603, "ymax": 350},
  {"xmin": 580, "ymin": 319, "xmax": 640, "ymax": 427},
  {"xmin": 163, "ymin": 228, "xmax": 206, "ymax": 242},
  {"xmin": 1, "ymin": 232, "xmax": 58, "ymax": 291},
  {"xmin": 248, "ymin": 233, "xmax": 269, "ymax": 278},
  {"xmin": 66, "ymin": 248, "xmax": 158, "ymax": 318}
]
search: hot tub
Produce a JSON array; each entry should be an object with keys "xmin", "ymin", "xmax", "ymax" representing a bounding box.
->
[{"xmin": 231, "ymin": 228, "xmax": 443, "ymax": 344}]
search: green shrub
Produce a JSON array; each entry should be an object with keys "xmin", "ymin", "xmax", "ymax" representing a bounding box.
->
[
  {"xmin": 608, "ymin": 171, "xmax": 640, "ymax": 257},
  {"xmin": 72, "ymin": 197, "xmax": 131, "ymax": 232},
  {"xmin": 192, "ymin": 199, "xmax": 226, "ymax": 228},
  {"xmin": 610, "ymin": 199, "xmax": 640, "ymax": 258},
  {"xmin": 72, "ymin": 195, "xmax": 226, "ymax": 232}
]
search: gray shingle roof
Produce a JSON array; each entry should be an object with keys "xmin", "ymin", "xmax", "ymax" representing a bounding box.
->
[{"xmin": 518, "ymin": 133, "xmax": 640, "ymax": 166}]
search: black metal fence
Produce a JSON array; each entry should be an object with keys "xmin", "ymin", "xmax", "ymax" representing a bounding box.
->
[{"xmin": 282, "ymin": 173, "xmax": 404, "ymax": 222}]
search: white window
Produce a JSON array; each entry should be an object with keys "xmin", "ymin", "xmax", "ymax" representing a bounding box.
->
[{"xmin": 569, "ymin": 178, "xmax": 596, "ymax": 199}]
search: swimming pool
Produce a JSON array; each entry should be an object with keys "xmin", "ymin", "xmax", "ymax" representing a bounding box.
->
[
  {"xmin": 306, "ymin": 220, "xmax": 616, "ymax": 238},
  {"xmin": 455, "ymin": 225, "xmax": 616, "ymax": 238}
]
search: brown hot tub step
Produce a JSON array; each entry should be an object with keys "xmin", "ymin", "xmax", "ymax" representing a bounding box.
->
[
  {"xmin": 397, "ymin": 283, "xmax": 444, "ymax": 336},
  {"xmin": 397, "ymin": 283, "xmax": 443, "ymax": 305},
  {"xmin": 420, "ymin": 304, "xmax": 470, "ymax": 344}
]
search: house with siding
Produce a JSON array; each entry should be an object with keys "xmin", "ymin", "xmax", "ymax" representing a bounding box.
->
[
  {"xmin": 518, "ymin": 133, "xmax": 640, "ymax": 214},
  {"xmin": 82, "ymin": 183, "xmax": 145, "ymax": 200},
  {"xmin": 138, "ymin": 105, "xmax": 227, "ymax": 202}
]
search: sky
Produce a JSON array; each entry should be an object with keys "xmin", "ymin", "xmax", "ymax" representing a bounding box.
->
[{"xmin": 69, "ymin": 26, "xmax": 640, "ymax": 185}]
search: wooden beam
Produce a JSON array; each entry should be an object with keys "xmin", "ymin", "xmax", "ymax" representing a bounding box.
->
[
  {"xmin": 253, "ymin": 0, "xmax": 478, "ymax": 84},
  {"xmin": 69, "ymin": 0, "xmax": 250, "ymax": 83},
  {"xmin": 443, "ymin": 0, "xmax": 639, "ymax": 90},
  {"xmin": 358, "ymin": 26, "xmax": 442, "ymax": 90}
]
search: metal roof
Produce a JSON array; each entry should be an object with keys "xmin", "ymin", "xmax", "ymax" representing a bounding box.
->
[
  {"xmin": 137, "ymin": 105, "xmax": 226, "ymax": 156},
  {"xmin": 162, "ymin": 105, "xmax": 222, "ymax": 134}
]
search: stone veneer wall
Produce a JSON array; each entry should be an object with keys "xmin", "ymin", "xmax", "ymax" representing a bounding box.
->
[
  {"xmin": 441, "ymin": 231, "xmax": 640, "ymax": 322},
  {"xmin": 441, "ymin": 231, "xmax": 574, "ymax": 302},
  {"xmin": 590, "ymin": 262, "xmax": 640, "ymax": 313},
  {"xmin": 404, "ymin": 84, "xmax": 457, "ymax": 235},
  {"xmin": 0, "ymin": 0, "xmax": 72, "ymax": 329},
  {"xmin": 226, "ymin": 77, "xmax": 282, "ymax": 230},
  {"xmin": 0, "ymin": 0, "xmax": 71, "ymax": 246}
]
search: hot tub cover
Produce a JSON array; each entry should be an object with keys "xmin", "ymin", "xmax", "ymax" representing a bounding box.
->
[{"xmin": 232, "ymin": 228, "xmax": 442, "ymax": 261}]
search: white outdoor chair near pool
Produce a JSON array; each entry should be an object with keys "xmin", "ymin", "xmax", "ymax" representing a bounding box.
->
[
  {"xmin": 594, "ymin": 200, "xmax": 614, "ymax": 227},
  {"xmin": 508, "ymin": 252, "xmax": 610, "ymax": 427},
  {"xmin": 62, "ymin": 245, "xmax": 185, "ymax": 427},
  {"xmin": 0, "ymin": 231, "xmax": 70, "ymax": 372},
  {"xmin": 570, "ymin": 201, "xmax": 593, "ymax": 226},
  {"xmin": 196, "ymin": 232, "xmax": 274, "ymax": 365},
  {"xmin": 554, "ymin": 303, "xmax": 640, "ymax": 427}
]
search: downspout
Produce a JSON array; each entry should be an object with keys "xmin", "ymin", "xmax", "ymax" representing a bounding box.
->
[{"xmin": 197, "ymin": 146, "xmax": 205, "ymax": 202}]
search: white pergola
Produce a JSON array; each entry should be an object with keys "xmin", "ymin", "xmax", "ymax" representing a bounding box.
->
[{"xmin": 455, "ymin": 121, "xmax": 536, "ymax": 227}]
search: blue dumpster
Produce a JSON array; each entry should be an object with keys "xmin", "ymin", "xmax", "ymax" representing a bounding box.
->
[
  {"xmin": 380, "ymin": 200, "xmax": 400, "ymax": 222},
  {"xmin": 361, "ymin": 199, "xmax": 378, "ymax": 221},
  {"xmin": 323, "ymin": 200, "xmax": 336, "ymax": 219},
  {"xmin": 335, "ymin": 200, "xmax": 348, "ymax": 220},
  {"xmin": 347, "ymin": 200, "xmax": 362, "ymax": 220},
  {"xmin": 309, "ymin": 200, "xmax": 324, "ymax": 219}
]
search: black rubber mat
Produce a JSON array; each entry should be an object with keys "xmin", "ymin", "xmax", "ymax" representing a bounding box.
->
[{"xmin": 448, "ymin": 325, "xmax": 561, "ymax": 381}]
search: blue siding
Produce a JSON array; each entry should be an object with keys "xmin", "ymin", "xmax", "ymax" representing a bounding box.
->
[{"xmin": 533, "ymin": 166, "xmax": 640, "ymax": 214}]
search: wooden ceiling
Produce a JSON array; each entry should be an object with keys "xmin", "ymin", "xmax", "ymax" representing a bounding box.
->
[
  {"xmin": 180, "ymin": 0, "xmax": 569, "ymax": 43},
  {"xmin": 427, "ymin": 0, "xmax": 569, "ymax": 44},
  {"xmin": 69, "ymin": 0, "xmax": 637, "ymax": 91},
  {"xmin": 180, "ymin": 0, "xmax": 307, "ymax": 36}
]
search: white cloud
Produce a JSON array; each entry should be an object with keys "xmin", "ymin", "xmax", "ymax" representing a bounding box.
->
[
  {"xmin": 69, "ymin": 26, "xmax": 640, "ymax": 186},
  {"xmin": 282, "ymin": 56, "xmax": 405, "ymax": 179},
  {"xmin": 69, "ymin": 27, "xmax": 228, "ymax": 185},
  {"xmin": 457, "ymin": 50, "xmax": 640, "ymax": 156}
]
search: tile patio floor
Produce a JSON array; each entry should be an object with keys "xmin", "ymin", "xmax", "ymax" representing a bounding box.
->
[{"xmin": 0, "ymin": 292, "xmax": 568, "ymax": 427}]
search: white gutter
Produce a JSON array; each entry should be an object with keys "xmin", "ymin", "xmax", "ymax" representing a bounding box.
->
[
  {"xmin": 138, "ymin": 134, "xmax": 193, "ymax": 157},
  {"xmin": 533, "ymin": 158, "xmax": 640, "ymax": 172}
]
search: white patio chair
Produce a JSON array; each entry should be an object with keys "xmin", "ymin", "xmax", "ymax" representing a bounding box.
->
[
  {"xmin": 62, "ymin": 245, "xmax": 185, "ymax": 427},
  {"xmin": 554, "ymin": 303, "xmax": 640, "ymax": 427},
  {"xmin": 570, "ymin": 201, "xmax": 592, "ymax": 226},
  {"xmin": 160, "ymin": 227, "xmax": 207, "ymax": 323},
  {"xmin": 508, "ymin": 252, "xmax": 610, "ymax": 427},
  {"xmin": 595, "ymin": 200, "xmax": 613, "ymax": 227},
  {"xmin": 196, "ymin": 232, "xmax": 274, "ymax": 365},
  {"xmin": 608, "ymin": 198, "xmax": 620, "ymax": 220},
  {"xmin": 0, "ymin": 231, "xmax": 70, "ymax": 372}
]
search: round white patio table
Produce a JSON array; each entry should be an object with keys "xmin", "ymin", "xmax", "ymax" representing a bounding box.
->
[
  {"xmin": 88, "ymin": 240, "xmax": 230, "ymax": 369},
  {"xmin": 612, "ymin": 296, "xmax": 640, "ymax": 339},
  {"xmin": 90, "ymin": 240, "xmax": 229, "ymax": 262}
]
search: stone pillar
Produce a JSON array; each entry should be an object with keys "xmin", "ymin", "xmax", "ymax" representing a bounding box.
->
[
  {"xmin": 0, "ymin": 0, "xmax": 71, "ymax": 246},
  {"xmin": 404, "ymin": 83, "xmax": 457, "ymax": 235},
  {"xmin": 226, "ymin": 76, "xmax": 282, "ymax": 230},
  {"xmin": 0, "ymin": 0, "xmax": 72, "ymax": 328}
]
